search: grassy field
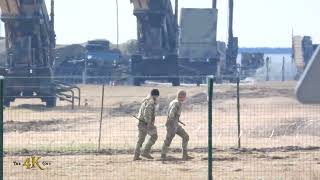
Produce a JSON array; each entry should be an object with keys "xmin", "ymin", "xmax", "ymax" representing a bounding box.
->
[{"xmin": 4, "ymin": 81, "xmax": 320, "ymax": 179}]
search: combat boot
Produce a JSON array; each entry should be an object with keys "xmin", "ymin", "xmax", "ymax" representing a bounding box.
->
[
  {"xmin": 141, "ymin": 152, "xmax": 154, "ymax": 159},
  {"xmin": 160, "ymin": 154, "xmax": 167, "ymax": 161},
  {"xmin": 182, "ymin": 152, "xmax": 194, "ymax": 161},
  {"xmin": 133, "ymin": 154, "xmax": 142, "ymax": 161}
]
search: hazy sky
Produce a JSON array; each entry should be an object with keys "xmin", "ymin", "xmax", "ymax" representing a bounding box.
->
[{"xmin": 3, "ymin": 0, "xmax": 320, "ymax": 47}]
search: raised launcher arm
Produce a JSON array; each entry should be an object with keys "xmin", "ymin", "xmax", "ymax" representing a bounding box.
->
[
  {"xmin": 0, "ymin": 0, "xmax": 58, "ymax": 107},
  {"xmin": 131, "ymin": 0, "xmax": 178, "ymax": 57},
  {"xmin": 0, "ymin": 0, "xmax": 56, "ymax": 68},
  {"xmin": 130, "ymin": 0, "xmax": 180, "ymax": 86}
]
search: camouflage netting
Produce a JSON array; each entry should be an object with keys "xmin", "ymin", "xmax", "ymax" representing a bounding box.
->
[{"xmin": 54, "ymin": 44, "xmax": 86, "ymax": 67}]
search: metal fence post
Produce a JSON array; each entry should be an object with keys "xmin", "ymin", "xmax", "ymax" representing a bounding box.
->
[
  {"xmin": 208, "ymin": 77, "xmax": 214, "ymax": 180},
  {"xmin": 282, "ymin": 56, "xmax": 285, "ymax": 82},
  {"xmin": 237, "ymin": 76, "xmax": 241, "ymax": 148},
  {"xmin": 0, "ymin": 76, "xmax": 4, "ymax": 179},
  {"xmin": 98, "ymin": 84, "xmax": 105, "ymax": 151},
  {"xmin": 266, "ymin": 57, "xmax": 270, "ymax": 81}
]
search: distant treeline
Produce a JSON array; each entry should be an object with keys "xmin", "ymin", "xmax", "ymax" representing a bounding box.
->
[{"xmin": 239, "ymin": 48, "xmax": 292, "ymax": 54}]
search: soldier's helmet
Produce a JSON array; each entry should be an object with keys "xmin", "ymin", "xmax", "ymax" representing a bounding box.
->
[{"xmin": 151, "ymin": 89, "xmax": 160, "ymax": 97}]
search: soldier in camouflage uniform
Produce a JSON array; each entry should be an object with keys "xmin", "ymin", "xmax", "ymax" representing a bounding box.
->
[
  {"xmin": 133, "ymin": 89, "xmax": 160, "ymax": 161},
  {"xmin": 161, "ymin": 90, "xmax": 193, "ymax": 160}
]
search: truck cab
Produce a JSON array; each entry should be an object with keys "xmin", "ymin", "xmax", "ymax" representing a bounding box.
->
[{"xmin": 84, "ymin": 40, "xmax": 121, "ymax": 83}]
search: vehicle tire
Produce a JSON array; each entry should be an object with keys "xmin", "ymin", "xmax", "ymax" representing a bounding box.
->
[
  {"xmin": 172, "ymin": 78, "xmax": 180, "ymax": 86},
  {"xmin": 215, "ymin": 77, "xmax": 223, "ymax": 84},
  {"xmin": 133, "ymin": 78, "xmax": 142, "ymax": 86},
  {"xmin": 131, "ymin": 55, "xmax": 142, "ymax": 73},
  {"xmin": 4, "ymin": 98, "xmax": 10, "ymax": 107},
  {"xmin": 46, "ymin": 96, "xmax": 56, "ymax": 108}
]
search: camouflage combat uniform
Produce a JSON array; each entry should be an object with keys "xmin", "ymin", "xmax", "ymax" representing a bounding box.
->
[
  {"xmin": 134, "ymin": 96, "xmax": 158, "ymax": 159},
  {"xmin": 161, "ymin": 99, "xmax": 190, "ymax": 159}
]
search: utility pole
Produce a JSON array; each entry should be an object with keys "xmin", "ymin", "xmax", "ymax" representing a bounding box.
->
[
  {"xmin": 50, "ymin": 0, "xmax": 55, "ymax": 34},
  {"xmin": 226, "ymin": 0, "xmax": 238, "ymax": 77},
  {"xmin": 50, "ymin": 0, "xmax": 56, "ymax": 66},
  {"xmin": 228, "ymin": 0, "xmax": 234, "ymax": 45},
  {"xmin": 116, "ymin": 0, "xmax": 119, "ymax": 49},
  {"xmin": 212, "ymin": 0, "xmax": 217, "ymax": 8},
  {"xmin": 175, "ymin": 0, "xmax": 179, "ymax": 54}
]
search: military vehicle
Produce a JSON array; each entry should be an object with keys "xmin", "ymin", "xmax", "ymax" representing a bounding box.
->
[
  {"xmin": 130, "ymin": 0, "xmax": 180, "ymax": 86},
  {"xmin": 130, "ymin": 0, "xmax": 238, "ymax": 86},
  {"xmin": 0, "ymin": 0, "xmax": 80, "ymax": 107},
  {"xmin": 53, "ymin": 40, "xmax": 122, "ymax": 84},
  {"xmin": 180, "ymin": 0, "xmax": 238, "ymax": 82},
  {"xmin": 179, "ymin": 6, "xmax": 224, "ymax": 85},
  {"xmin": 53, "ymin": 44, "xmax": 86, "ymax": 84},
  {"xmin": 0, "ymin": 0, "xmax": 57, "ymax": 107},
  {"xmin": 84, "ymin": 39, "xmax": 121, "ymax": 83}
]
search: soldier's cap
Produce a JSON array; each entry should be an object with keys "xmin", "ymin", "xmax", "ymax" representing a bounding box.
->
[{"xmin": 151, "ymin": 89, "xmax": 160, "ymax": 96}]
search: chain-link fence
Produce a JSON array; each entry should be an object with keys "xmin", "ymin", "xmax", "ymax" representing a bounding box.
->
[{"xmin": 3, "ymin": 76, "xmax": 320, "ymax": 179}]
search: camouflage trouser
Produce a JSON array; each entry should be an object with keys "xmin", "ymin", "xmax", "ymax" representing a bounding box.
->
[
  {"xmin": 134, "ymin": 123, "xmax": 158, "ymax": 157},
  {"xmin": 161, "ymin": 125, "xmax": 189, "ymax": 156}
]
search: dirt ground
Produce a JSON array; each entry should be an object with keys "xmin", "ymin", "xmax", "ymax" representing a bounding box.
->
[{"xmin": 3, "ymin": 81, "xmax": 320, "ymax": 179}]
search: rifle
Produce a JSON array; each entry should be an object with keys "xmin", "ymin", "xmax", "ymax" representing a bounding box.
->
[
  {"xmin": 132, "ymin": 115, "xmax": 147, "ymax": 124},
  {"xmin": 178, "ymin": 120, "xmax": 186, "ymax": 126}
]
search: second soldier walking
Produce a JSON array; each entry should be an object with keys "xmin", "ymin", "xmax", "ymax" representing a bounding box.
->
[{"xmin": 161, "ymin": 90, "xmax": 194, "ymax": 160}]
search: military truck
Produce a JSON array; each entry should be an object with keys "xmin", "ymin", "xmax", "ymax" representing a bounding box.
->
[
  {"xmin": 84, "ymin": 39, "xmax": 121, "ymax": 84},
  {"xmin": 53, "ymin": 40, "xmax": 122, "ymax": 84},
  {"xmin": 53, "ymin": 44, "xmax": 86, "ymax": 84},
  {"xmin": 0, "ymin": 0, "xmax": 57, "ymax": 107}
]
